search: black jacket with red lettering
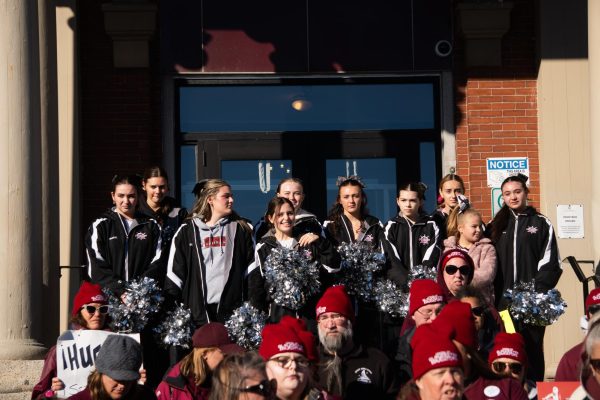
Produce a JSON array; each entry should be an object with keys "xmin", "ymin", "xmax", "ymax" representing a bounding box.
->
[
  {"xmin": 85, "ymin": 209, "xmax": 163, "ymax": 295},
  {"xmin": 164, "ymin": 217, "xmax": 254, "ymax": 327},
  {"xmin": 488, "ymin": 206, "xmax": 562, "ymax": 307}
]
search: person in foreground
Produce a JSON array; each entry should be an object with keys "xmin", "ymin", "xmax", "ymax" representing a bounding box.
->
[
  {"xmin": 68, "ymin": 335, "xmax": 156, "ymax": 400},
  {"xmin": 210, "ymin": 351, "xmax": 274, "ymax": 400},
  {"xmin": 398, "ymin": 323, "xmax": 465, "ymax": 400},
  {"xmin": 314, "ymin": 285, "xmax": 398, "ymax": 399},
  {"xmin": 155, "ymin": 323, "xmax": 243, "ymax": 400},
  {"xmin": 488, "ymin": 333, "xmax": 537, "ymax": 399},
  {"xmin": 32, "ymin": 281, "xmax": 110, "ymax": 399},
  {"xmin": 570, "ymin": 319, "xmax": 600, "ymax": 399}
]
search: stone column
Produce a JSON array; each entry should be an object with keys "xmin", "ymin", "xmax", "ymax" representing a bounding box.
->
[
  {"xmin": 590, "ymin": 1, "xmax": 600, "ymax": 264},
  {"xmin": 0, "ymin": 0, "xmax": 46, "ymax": 359},
  {"xmin": 38, "ymin": 0, "xmax": 60, "ymax": 346}
]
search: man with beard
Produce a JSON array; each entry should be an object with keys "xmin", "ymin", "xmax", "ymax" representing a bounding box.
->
[{"xmin": 315, "ymin": 285, "xmax": 399, "ymax": 399}]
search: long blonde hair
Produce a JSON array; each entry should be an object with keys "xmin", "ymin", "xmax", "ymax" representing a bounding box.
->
[{"xmin": 179, "ymin": 347, "xmax": 216, "ymax": 386}]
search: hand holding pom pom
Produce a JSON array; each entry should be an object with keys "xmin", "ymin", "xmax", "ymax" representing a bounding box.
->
[
  {"xmin": 225, "ymin": 302, "xmax": 267, "ymax": 350},
  {"xmin": 503, "ymin": 280, "xmax": 567, "ymax": 326}
]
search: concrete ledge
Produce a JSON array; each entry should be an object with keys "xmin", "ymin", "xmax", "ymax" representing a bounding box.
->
[{"xmin": 0, "ymin": 360, "xmax": 44, "ymax": 397}]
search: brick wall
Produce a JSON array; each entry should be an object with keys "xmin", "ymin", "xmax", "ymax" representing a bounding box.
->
[
  {"xmin": 79, "ymin": 0, "xmax": 162, "ymax": 231},
  {"xmin": 454, "ymin": 0, "xmax": 538, "ymax": 222}
]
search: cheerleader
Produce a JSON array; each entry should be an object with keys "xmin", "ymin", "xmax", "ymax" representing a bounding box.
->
[
  {"xmin": 165, "ymin": 179, "xmax": 254, "ymax": 328},
  {"xmin": 253, "ymin": 177, "xmax": 323, "ymax": 244},
  {"xmin": 139, "ymin": 166, "xmax": 187, "ymax": 284},
  {"xmin": 432, "ymin": 173, "xmax": 465, "ymax": 239},
  {"xmin": 384, "ymin": 182, "xmax": 441, "ymax": 286},
  {"xmin": 248, "ymin": 197, "xmax": 339, "ymax": 327},
  {"xmin": 85, "ymin": 174, "xmax": 162, "ymax": 294},
  {"xmin": 488, "ymin": 173, "xmax": 561, "ymax": 382}
]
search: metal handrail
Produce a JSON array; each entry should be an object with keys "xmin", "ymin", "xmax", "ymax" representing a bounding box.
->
[{"xmin": 563, "ymin": 256, "xmax": 600, "ymax": 307}]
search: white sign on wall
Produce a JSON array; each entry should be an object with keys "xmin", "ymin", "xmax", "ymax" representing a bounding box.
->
[
  {"xmin": 556, "ymin": 204, "xmax": 584, "ymax": 239},
  {"xmin": 486, "ymin": 157, "xmax": 529, "ymax": 188},
  {"xmin": 56, "ymin": 330, "xmax": 140, "ymax": 398}
]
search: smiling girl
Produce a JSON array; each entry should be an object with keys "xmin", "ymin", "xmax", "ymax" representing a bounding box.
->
[
  {"xmin": 249, "ymin": 197, "xmax": 339, "ymax": 325},
  {"xmin": 165, "ymin": 179, "xmax": 254, "ymax": 328},
  {"xmin": 432, "ymin": 174, "xmax": 466, "ymax": 240}
]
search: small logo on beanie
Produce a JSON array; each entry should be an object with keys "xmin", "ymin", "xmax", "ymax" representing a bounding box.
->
[
  {"xmin": 496, "ymin": 347, "xmax": 519, "ymax": 358},
  {"xmin": 91, "ymin": 295, "xmax": 105, "ymax": 302},
  {"xmin": 593, "ymin": 293, "xmax": 600, "ymax": 301},
  {"xmin": 317, "ymin": 306, "xmax": 327, "ymax": 315},
  {"xmin": 419, "ymin": 235, "xmax": 431, "ymax": 245},
  {"xmin": 277, "ymin": 342, "xmax": 304, "ymax": 352},
  {"xmin": 428, "ymin": 351, "xmax": 458, "ymax": 365},
  {"xmin": 422, "ymin": 295, "xmax": 443, "ymax": 305},
  {"xmin": 135, "ymin": 232, "xmax": 148, "ymax": 240}
]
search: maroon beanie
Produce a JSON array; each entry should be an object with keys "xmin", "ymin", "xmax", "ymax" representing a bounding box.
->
[
  {"xmin": 316, "ymin": 285, "xmax": 355, "ymax": 322},
  {"xmin": 411, "ymin": 322, "xmax": 462, "ymax": 380},
  {"xmin": 259, "ymin": 323, "xmax": 305, "ymax": 361},
  {"xmin": 488, "ymin": 332, "xmax": 527, "ymax": 365},
  {"xmin": 586, "ymin": 288, "xmax": 600, "ymax": 314},
  {"xmin": 192, "ymin": 322, "xmax": 244, "ymax": 354},
  {"xmin": 71, "ymin": 281, "xmax": 107, "ymax": 316},
  {"xmin": 409, "ymin": 279, "xmax": 445, "ymax": 316},
  {"xmin": 433, "ymin": 301, "xmax": 477, "ymax": 349}
]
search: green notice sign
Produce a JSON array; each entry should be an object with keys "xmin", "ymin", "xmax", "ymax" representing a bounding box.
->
[{"xmin": 491, "ymin": 188, "xmax": 504, "ymax": 217}]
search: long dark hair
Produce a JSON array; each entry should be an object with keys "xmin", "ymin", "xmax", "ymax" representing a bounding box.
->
[
  {"xmin": 142, "ymin": 166, "xmax": 172, "ymax": 215},
  {"xmin": 490, "ymin": 175, "xmax": 530, "ymax": 243},
  {"xmin": 264, "ymin": 197, "xmax": 295, "ymax": 232},
  {"xmin": 327, "ymin": 178, "xmax": 368, "ymax": 238}
]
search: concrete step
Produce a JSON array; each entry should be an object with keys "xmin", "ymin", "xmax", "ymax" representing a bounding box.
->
[{"xmin": 0, "ymin": 360, "xmax": 44, "ymax": 399}]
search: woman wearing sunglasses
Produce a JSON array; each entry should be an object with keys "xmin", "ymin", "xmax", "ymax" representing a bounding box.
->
[
  {"xmin": 210, "ymin": 352, "xmax": 274, "ymax": 400},
  {"xmin": 571, "ymin": 320, "xmax": 600, "ymax": 399},
  {"xmin": 488, "ymin": 333, "xmax": 536, "ymax": 400},
  {"xmin": 456, "ymin": 286, "xmax": 505, "ymax": 361},
  {"xmin": 32, "ymin": 282, "xmax": 111, "ymax": 399},
  {"xmin": 436, "ymin": 249, "xmax": 475, "ymax": 301}
]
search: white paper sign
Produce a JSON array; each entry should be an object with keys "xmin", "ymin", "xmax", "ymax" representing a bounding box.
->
[
  {"xmin": 556, "ymin": 204, "xmax": 584, "ymax": 239},
  {"xmin": 486, "ymin": 157, "xmax": 529, "ymax": 188},
  {"xmin": 56, "ymin": 330, "xmax": 140, "ymax": 398}
]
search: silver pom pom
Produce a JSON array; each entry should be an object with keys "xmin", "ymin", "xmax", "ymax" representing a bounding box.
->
[
  {"xmin": 263, "ymin": 247, "xmax": 321, "ymax": 310},
  {"xmin": 225, "ymin": 302, "xmax": 267, "ymax": 350},
  {"xmin": 407, "ymin": 264, "xmax": 437, "ymax": 289},
  {"xmin": 154, "ymin": 303, "xmax": 194, "ymax": 349},
  {"xmin": 104, "ymin": 277, "xmax": 164, "ymax": 333},
  {"xmin": 374, "ymin": 279, "xmax": 409, "ymax": 318},
  {"xmin": 503, "ymin": 280, "xmax": 567, "ymax": 326},
  {"xmin": 337, "ymin": 241, "xmax": 386, "ymax": 302}
]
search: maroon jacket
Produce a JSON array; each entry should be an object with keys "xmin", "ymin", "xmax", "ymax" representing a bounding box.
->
[
  {"xmin": 31, "ymin": 345, "xmax": 57, "ymax": 400},
  {"xmin": 464, "ymin": 377, "xmax": 528, "ymax": 400},
  {"xmin": 555, "ymin": 342, "xmax": 584, "ymax": 382},
  {"xmin": 155, "ymin": 363, "xmax": 210, "ymax": 400}
]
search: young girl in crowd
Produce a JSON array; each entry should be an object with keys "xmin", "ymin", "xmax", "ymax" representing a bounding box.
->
[
  {"xmin": 253, "ymin": 177, "xmax": 323, "ymax": 244},
  {"xmin": 165, "ymin": 179, "xmax": 254, "ymax": 328},
  {"xmin": 432, "ymin": 173, "xmax": 465, "ymax": 240},
  {"xmin": 488, "ymin": 173, "xmax": 561, "ymax": 382},
  {"xmin": 139, "ymin": 166, "xmax": 187, "ymax": 261},
  {"xmin": 384, "ymin": 182, "xmax": 441, "ymax": 286},
  {"xmin": 248, "ymin": 197, "xmax": 339, "ymax": 325},
  {"xmin": 445, "ymin": 201, "xmax": 496, "ymax": 303},
  {"xmin": 85, "ymin": 174, "xmax": 163, "ymax": 294}
]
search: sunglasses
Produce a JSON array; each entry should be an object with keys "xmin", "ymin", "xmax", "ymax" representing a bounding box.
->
[
  {"xmin": 492, "ymin": 361, "xmax": 523, "ymax": 375},
  {"xmin": 239, "ymin": 379, "xmax": 274, "ymax": 397},
  {"xmin": 82, "ymin": 304, "xmax": 110, "ymax": 315},
  {"xmin": 471, "ymin": 306, "xmax": 485, "ymax": 317},
  {"xmin": 444, "ymin": 264, "xmax": 471, "ymax": 276}
]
